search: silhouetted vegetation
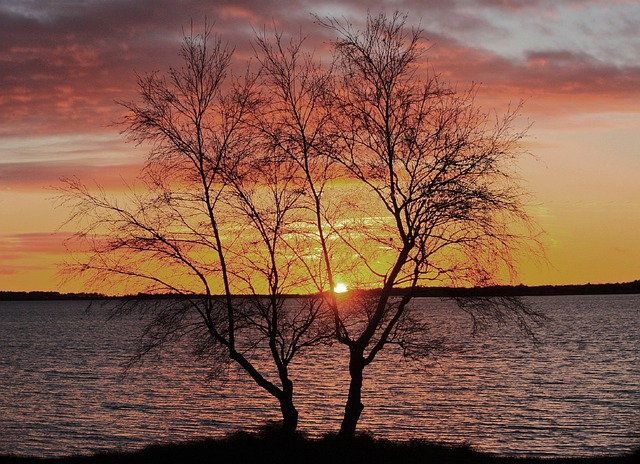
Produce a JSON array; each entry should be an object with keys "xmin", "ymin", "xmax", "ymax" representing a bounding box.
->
[
  {"xmin": 0, "ymin": 291, "xmax": 103, "ymax": 301},
  {"xmin": 1, "ymin": 428, "xmax": 637, "ymax": 464},
  {"xmin": 3, "ymin": 280, "xmax": 638, "ymax": 301},
  {"xmin": 408, "ymin": 280, "xmax": 640, "ymax": 297}
]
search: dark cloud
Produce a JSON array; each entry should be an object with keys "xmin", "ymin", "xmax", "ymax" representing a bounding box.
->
[
  {"xmin": 510, "ymin": 50, "xmax": 640, "ymax": 102},
  {"xmin": 0, "ymin": 1, "xmax": 203, "ymax": 135},
  {"xmin": 421, "ymin": 33, "xmax": 640, "ymax": 116},
  {"xmin": 0, "ymin": 0, "xmax": 638, "ymax": 138},
  {"xmin": 0, "ymin": 0, "xmax": 291, "ymax": 136},
  {"xmin": 468, "ymin": 0, "xmax": 545, "ymax": 10}
]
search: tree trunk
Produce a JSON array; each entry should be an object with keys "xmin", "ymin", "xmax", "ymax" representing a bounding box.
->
[
  {"xmin": 338, "ymin": 355, "xmax": 365, "ymax": 438},
  {"xmin": 279, "ymin": 392, "xmax": 299, "ymax": 434}
]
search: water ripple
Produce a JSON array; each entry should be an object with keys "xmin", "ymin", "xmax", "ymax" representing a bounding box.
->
[{"xmin": 0, "ymin": 295, "xmax": 638, "ymax": 457}]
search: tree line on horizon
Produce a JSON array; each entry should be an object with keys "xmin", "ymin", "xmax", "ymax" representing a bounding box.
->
[
  {"xmin": 58, "ymin": 12, "xmax": 543, "ymax": 438},
  {"xmin": 3, "ymin": 280, "xmax": 640, "ymax": 301}
]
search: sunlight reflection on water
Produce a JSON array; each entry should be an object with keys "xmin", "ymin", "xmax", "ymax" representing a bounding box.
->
[{"xmin": 0, "ymin": 295, "xmax": 638, "ymax": 457}]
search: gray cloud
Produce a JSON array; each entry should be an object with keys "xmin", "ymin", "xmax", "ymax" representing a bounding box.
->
[{"xmin": 0, "ymin": 0, "xmax": 638, "ymax": 139}]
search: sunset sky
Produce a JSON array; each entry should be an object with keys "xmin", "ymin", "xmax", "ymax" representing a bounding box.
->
[{"xmin": 1, "ymin": 0, "xmax": 639, "ymax": 292}]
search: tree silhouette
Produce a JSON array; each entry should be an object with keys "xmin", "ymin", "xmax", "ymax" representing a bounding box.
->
[
  {"xmin": 61, "ymin": 13, "xmax": 541, "ymax": 439},
  {"xmin": 314, "ymin": 12, "xmax": 541, "ymax": 437},
  {"xmin": 61, "ymin": 25, "xmax": 330, "ymax": 433}
]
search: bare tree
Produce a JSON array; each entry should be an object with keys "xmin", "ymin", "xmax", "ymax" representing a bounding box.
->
[
  {"xmin": 313, "ymin": 12, "xmax": 542, "ymax": 437},
  {"xmin": 60, "ymin": 25, "xmax": 330, "ymax": 433},
  {"xmin": 61, "ymin": 13, "xmax": 541, "ymax": 440}
]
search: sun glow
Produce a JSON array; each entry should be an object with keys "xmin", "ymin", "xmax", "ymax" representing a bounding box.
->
[{"xmin": 334, "ymin": 282, "xmax": 348, "ymax": 293}]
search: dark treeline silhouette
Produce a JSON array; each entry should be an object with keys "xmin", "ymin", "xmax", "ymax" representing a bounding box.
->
[
  {"xmin": 0, "ymin": 291, "xmax": 103, "ymax": 301},
  {"xmin": 2, "ymin": 281, "xmax": 639, "ymax": 301},
  {"xmin": 408, "ymin": 280, "xmax": 640, "ymax": 297}
]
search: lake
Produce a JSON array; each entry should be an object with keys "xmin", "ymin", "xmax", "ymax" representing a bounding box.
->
[{"xmin": 0, "ymin": 295, "xmax": 638, "ymax": 458}]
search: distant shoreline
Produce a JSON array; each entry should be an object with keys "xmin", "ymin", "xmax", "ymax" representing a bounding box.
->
[{"xmin": 1, "ymin": 280, "xmax": 639, "ymax": 301}]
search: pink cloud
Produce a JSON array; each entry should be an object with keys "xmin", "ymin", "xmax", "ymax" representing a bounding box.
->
[
  {"xmin": 0, "ymin": 1, "xmax": 637, "ymax": 139},
  {"xmin": 0, "ymin": 232, "xmax": 73, "ymax": 256},
  {"xmin": 0, "ymin": 232, "xmax": 70, "ymax": 289},
  {"xmin": 0, "ymin": 160, "xmax": 144, "ymax": 191},
  {"xmin": 417, "ymin": 32, "xmax": 640, "ymax": 119}
]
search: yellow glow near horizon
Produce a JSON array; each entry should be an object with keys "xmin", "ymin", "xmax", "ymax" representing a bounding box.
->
[{"xmin": 334, "ymin": 282, "xmax": 348, "ymax": 293}]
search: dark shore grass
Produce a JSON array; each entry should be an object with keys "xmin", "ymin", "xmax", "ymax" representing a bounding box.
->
[{"xmin": 2, "ymin": 426, "xmax": 637, "ymax": 464}]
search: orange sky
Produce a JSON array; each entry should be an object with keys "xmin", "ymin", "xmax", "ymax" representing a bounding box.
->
[{"xmin": 1, "ymin": 0, "xmax": 639, "ymax": 292}]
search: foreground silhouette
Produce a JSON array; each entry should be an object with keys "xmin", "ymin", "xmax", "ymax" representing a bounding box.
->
[
  {"xmin": 2, "ymin": 426, "xmax": 637, "ymax": 464},
  {"xmin": 60, "ymin": 10, "xmax": 542, "ymax": 437}
]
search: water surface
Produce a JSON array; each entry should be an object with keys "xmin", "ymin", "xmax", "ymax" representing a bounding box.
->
[{"xmin": 1, "ymin": 295, "xmax": 638, "ymax": 457}]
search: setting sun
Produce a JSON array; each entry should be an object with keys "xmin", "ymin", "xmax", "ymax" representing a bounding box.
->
[{"xmin": 334, "ymin": 282, "xmax": 348, "ymax": 294}]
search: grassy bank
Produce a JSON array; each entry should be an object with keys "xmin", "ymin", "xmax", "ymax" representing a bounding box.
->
[{"xmin": 2, "ymin": 428, "xmax": 637, "ymax": 464}]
